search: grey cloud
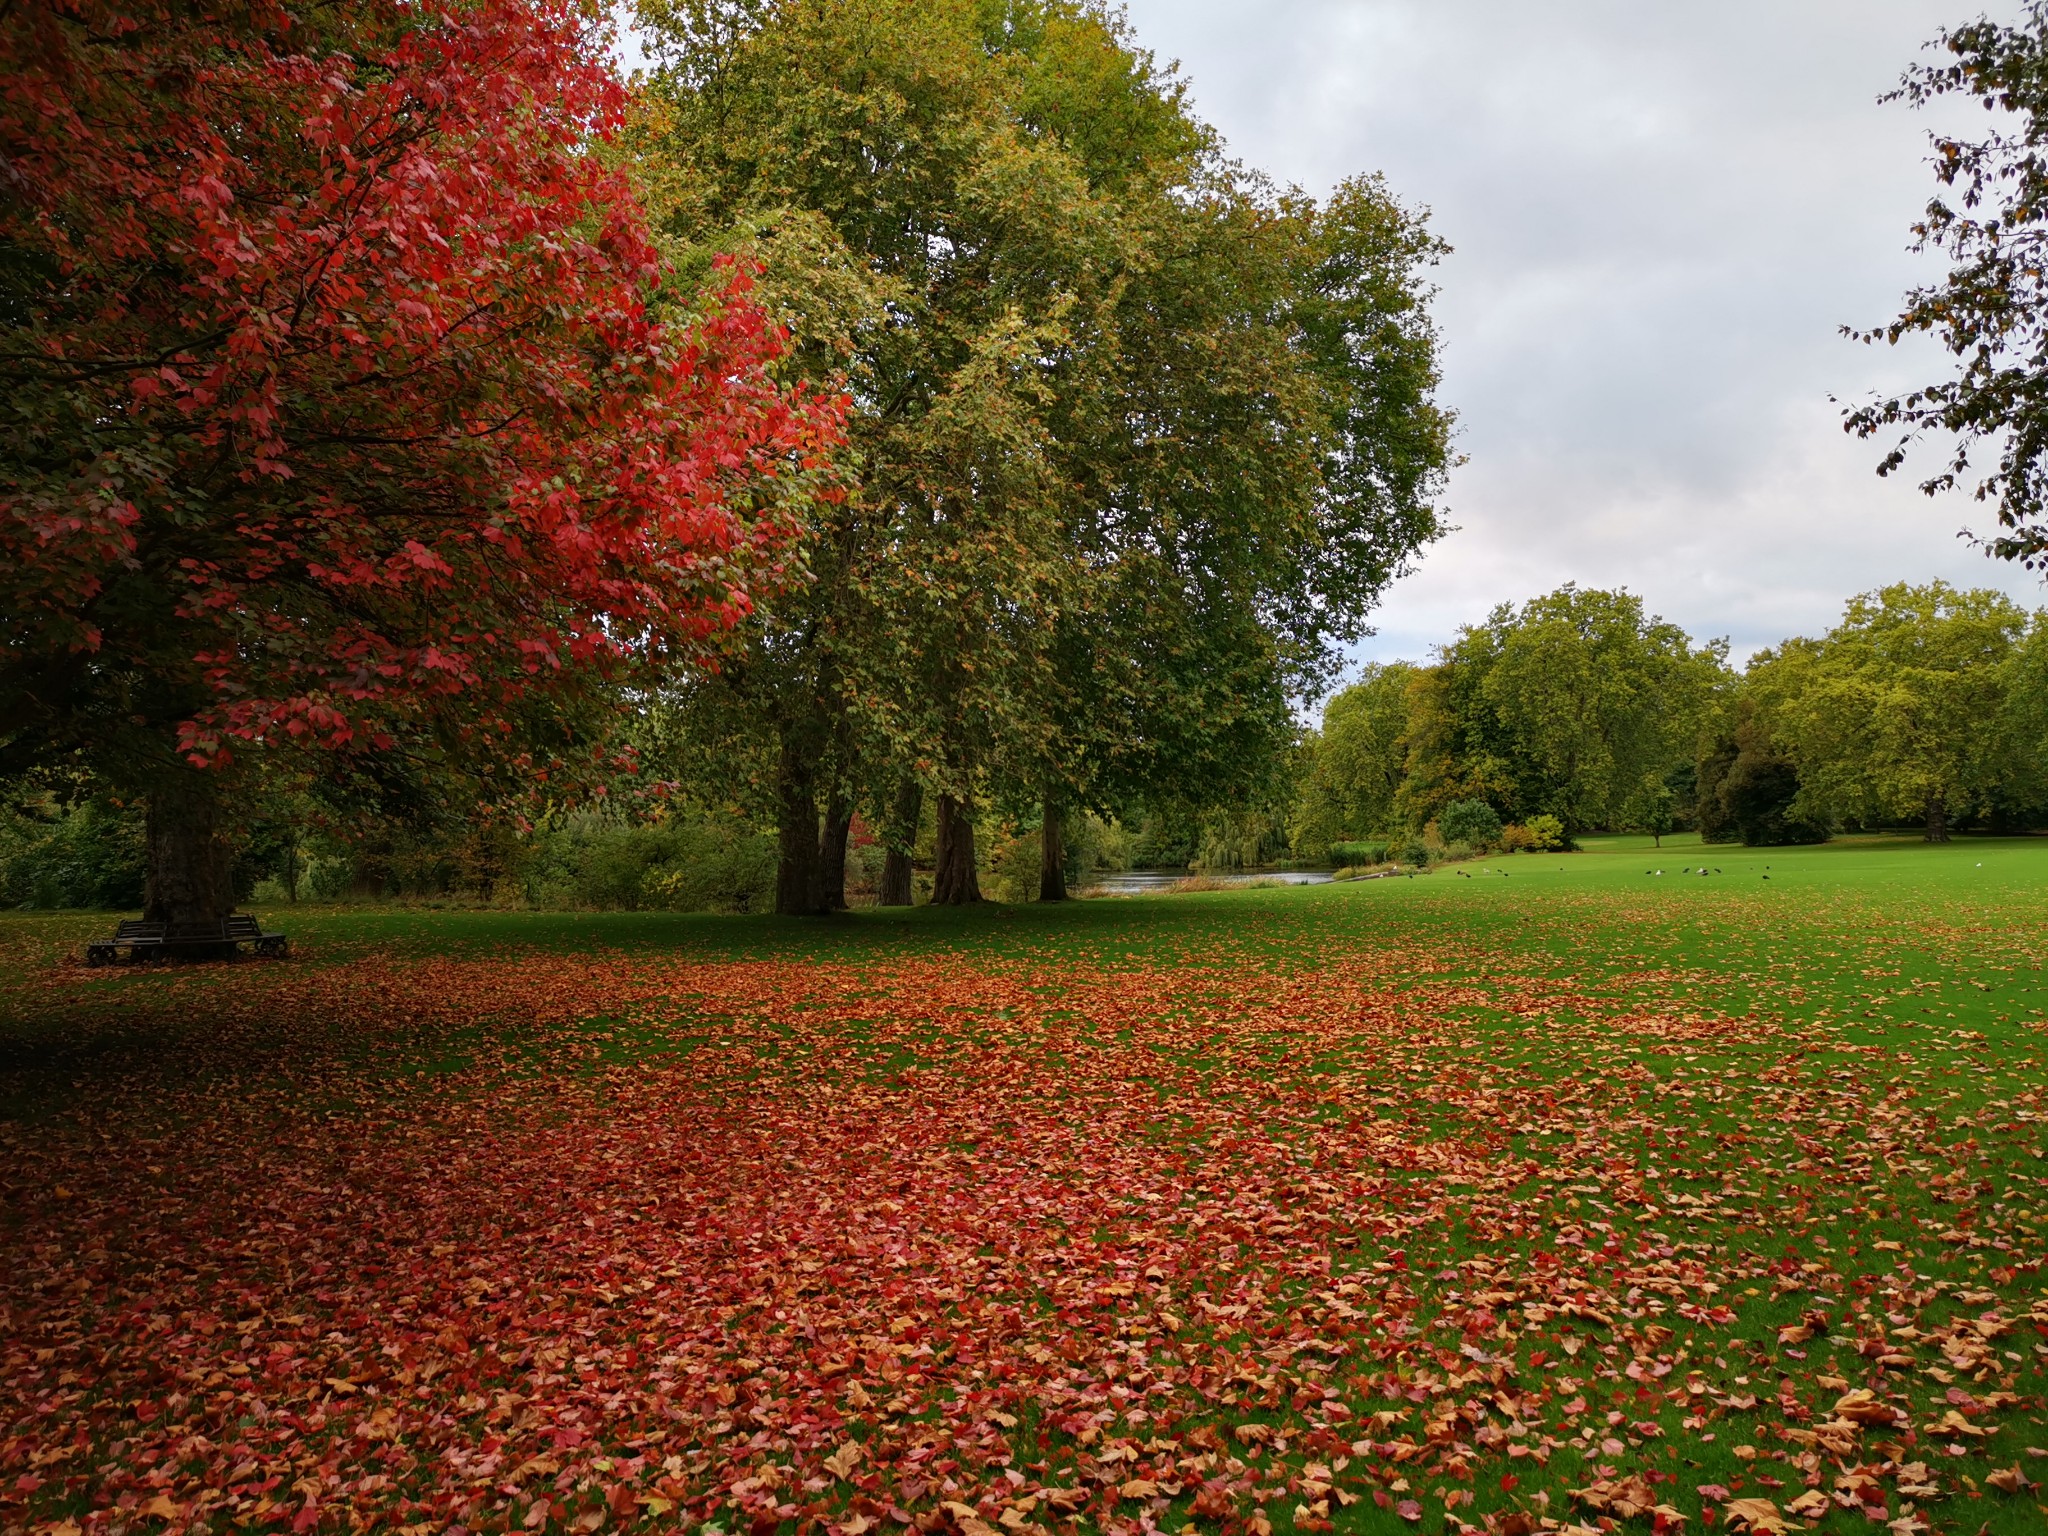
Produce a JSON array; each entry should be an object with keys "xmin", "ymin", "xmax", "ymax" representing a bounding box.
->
[{"xmin": 1121, "ymin": 0, "xmax": 2047, "ymax": 665}]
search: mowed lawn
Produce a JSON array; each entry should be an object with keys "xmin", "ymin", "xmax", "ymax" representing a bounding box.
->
[{"xmin": 2, "ymin": 837, "xmax": 2046, "ymax": 1536}]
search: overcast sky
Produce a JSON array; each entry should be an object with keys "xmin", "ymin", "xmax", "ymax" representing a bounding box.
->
[{"xmin": 1109, "ymin": 0, "xmax": 2046, "ymax": 670}]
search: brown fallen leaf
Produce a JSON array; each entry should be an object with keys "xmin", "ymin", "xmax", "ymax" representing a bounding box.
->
[
  {"xmin": 823, "ymin": 1441, "xmax": 862, "ymax": 1480},
  {"xmin": 1831, "ymin": 1390, "xmax": 1900, "ymax": 1426},
  {"xmin": 1722, "ymin": 1498, "xmax": 1789, "ymax": 1534}
]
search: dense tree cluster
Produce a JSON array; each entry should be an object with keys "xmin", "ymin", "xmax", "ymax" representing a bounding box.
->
[
  {"xmin": 629, "ymin": 0, "xmax": 1453, "ymax": 911},
  {"xmin": 0, "ymin": 0, "xmax": 1452, "ymax": 919},
  {"xmin": 1296, "ymin": 580, "xmax": 2048, "ymax": 856}
]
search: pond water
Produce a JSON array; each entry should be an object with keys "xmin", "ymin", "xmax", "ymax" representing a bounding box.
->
[{"xmin": 1078, "ymin": 867, "xmax": 1334, "ymax": 896}]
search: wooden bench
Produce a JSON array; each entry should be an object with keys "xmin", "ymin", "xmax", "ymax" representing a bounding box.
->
[
  {"xmin": 85, "ymin": 915, "xmax": 289, "ymax": 965},
  {"xmin": 85, "ymin": 919, "xmax": 165, "ymax": 966},
  {"xmin": 225, "ymin": 913, "xmax": 290, "ymax": 959}
]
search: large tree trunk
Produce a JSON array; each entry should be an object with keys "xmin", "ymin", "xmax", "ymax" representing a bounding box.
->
[
  {"xmin": 819, "ymin": 792, "xmax": 852, "ymax": 912},
  {"xmin": 878, "ymin": 779, "xmax": 922, "ymax": 907},
  {"xmin": 144, "ymin": 770, "xmax": 235, "ymax": 931},
  {"xmin": 1039, "ymin": 796, "xmax": 1068, "ymax": 902},
  {"xmin": 1926, "ymin": 793, "xmax": 1950, "ymax": 844},
  {"xmin": 930, "ymin": 793, "xmax": 981, "ymax": 905},
  {"xmin": 774, "ymin": 743, "xmax": 825, "ymax": 916}
]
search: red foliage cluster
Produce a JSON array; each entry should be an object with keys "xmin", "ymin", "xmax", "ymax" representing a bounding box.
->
[{"xmin": 0, "ymin": 0, "xmax": 836, "ymax": 765}]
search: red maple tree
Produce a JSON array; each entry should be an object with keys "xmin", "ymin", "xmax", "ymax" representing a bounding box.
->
[{"xmin": 0, "ymin": 0, "xmax": 836, "ymax": 923}]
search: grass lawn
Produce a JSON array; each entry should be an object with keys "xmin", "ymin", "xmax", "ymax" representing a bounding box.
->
[{"xmin": 2, "ymin": 833, "xmax": 2045, "ymax": 1536}]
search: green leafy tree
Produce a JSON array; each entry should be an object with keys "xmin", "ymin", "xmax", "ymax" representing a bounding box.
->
[
  {"xmin": 1695, "ymin": 701, "xmax": 1829, "ymax": 846},
  {"xmin": 1750, "ymin": 582, "xmax": 2033, "ymax": 841},
  {"xmin": 1401, "ymin": 587, "xmax": 1730, "ymax": 837},
  {"xmin": 1290, "ymin": 663, "xmax": 1418, "ymax": 855},
  {"xmin": 637, "ymin": 0, "xmax": 1450, "ymax": 909}
]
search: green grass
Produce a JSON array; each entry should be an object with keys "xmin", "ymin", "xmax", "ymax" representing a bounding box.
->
[{"xmin": 2, "ymin": 832, "xmax": 2046, "ymax": 1535}]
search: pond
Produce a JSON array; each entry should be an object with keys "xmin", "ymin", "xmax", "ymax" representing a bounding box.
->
[{"xmin": 1077, "ymin": 867, "xmax": 1334, "ymax": 896}]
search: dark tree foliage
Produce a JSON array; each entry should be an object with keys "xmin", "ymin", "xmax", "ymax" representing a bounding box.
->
[
  {"xmin": 1849, "ymin": 3, "xmax": 2048, "ymax": 567},
  {"xmin": 1696, "ymin": 735, "xmax": 1742, "ymax": 844},
  {"xmin": 1436, "ymin": 798, "xmax": 1502, "ymax": 848},
  {"xmin": 1697, "ymin": 706, "xmax": 1829, "ymax": 848}
]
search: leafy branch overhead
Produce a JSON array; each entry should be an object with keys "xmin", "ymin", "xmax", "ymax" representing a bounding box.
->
[{"xmin": 1848, "ymin": 1, "xmax": 2048, "ymax": 568}]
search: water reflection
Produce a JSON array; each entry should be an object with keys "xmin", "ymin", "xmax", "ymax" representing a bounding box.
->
[{"xmin": 1077, "ymin": 867, "xmax": 1334, "ymax": 896}]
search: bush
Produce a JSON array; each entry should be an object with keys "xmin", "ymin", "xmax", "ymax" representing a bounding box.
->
[
  {"xmin": 0, "ymin": 798, "xmax": 146, "ymax": 909},
  {"xmin": 984, "ymin": 825, "xmax": 1040, "ymax": 903},
  {"xmin": 521, "ymin": 813, "xmax": 776, "ymax": 912},
  {"xmin": 1064, "ymin": 813, "xmax": 1132, "ymax": 887},
  {"xmin": 1524, "ymin": 814, "xmax": 1567, "ymax": 852},
  {"xmin": 1438, "ymin": 799, "xmax": 1503, "ymax": 849},
  {"xmin": 1498, "ymin": 823, "xmax": 1535, "ymax": 853},
  {"xmin": 1328, "ymin": 839, "xmax": 1388, "ymax": 867},
  {"xmin": 1394, "ymin": 836, "xmax": 1432, "ymax": 868},
  {"xmin": 1441, "ymin": 839, "xmax": 1476, "ymax": 863},
  {"xmin": 639, "ymin": 823, "xmax": 777, "ymax": 912}
]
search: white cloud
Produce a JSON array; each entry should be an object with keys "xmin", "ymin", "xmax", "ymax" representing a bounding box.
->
[{"xmin": 1120, "ymin": 0, "xmax": 2048, "ymax": 666}]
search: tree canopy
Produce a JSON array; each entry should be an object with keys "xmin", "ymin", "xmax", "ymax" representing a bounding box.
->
[
  {"xmin": 632, "ymin": 0, "xmax": 1453, "ymax": 911},
  {"xmin": 1748, "ymin": 582, "xmax": 2036, "ymax": 842},
  {"xmin": 0, "ymin": 0, "xmax": 832, "ymax": 923}
]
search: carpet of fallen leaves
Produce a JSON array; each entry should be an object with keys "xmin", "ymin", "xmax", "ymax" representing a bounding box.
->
[{"xmin": 3, "ymin": 906, "xmax": 2047, "ymax": 1536}]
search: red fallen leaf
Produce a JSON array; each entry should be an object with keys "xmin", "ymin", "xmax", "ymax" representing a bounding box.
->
[
  {"xmin": 1395, "ymin": 1499, "xmax": 1423, "ymax": 1522},
  {"xmin": 1697, "ymin": 1485, "xmax": 1733, "ymax": 1502},
  {"xmin": 1191, "ymin": 1484, "xmax": 1233, "ymax": 1519}
]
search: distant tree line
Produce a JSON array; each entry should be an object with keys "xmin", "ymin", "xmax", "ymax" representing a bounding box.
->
[{"xmin": 1294, "ymin": 580, "xmax": 2048, "ymax": 858}]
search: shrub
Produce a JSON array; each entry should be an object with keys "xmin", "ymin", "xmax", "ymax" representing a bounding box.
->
[
  {"xmin": 1328, "ymin": 839, "xmax": 1388, "ymax": 868},
  {"xmin": 639, "ymin": 823, "xmax": 777, "ymax": 912},
  {"xmin": 1394, "ymin": 836, "xmax": 1432, "ymax": 868},
  {"xmin": 0, "ymin": 799, "xmax": 146, "ymax": 909},
  {"xmin": 1065, "ymin": 813, "xmax": 1133, "ymax": 887},
  {"xmin": 1441, "ymin": 839, "xmax": 1475, "ymax": 863},
  {"xmin": 984, "ymin": 825, "xmax": 1041, "ymax": 903},
  {"xmin": 1524, "ymin": 814, "xmax": 1567, "ymax": 852},
  {"xmin": 1498, "ymin": 823, "xmax": 1536, "ymax": 853},
  {"xmin": 1437, "ymin": 799, "xmax": 1503, "ymax": 849},
  {"xmin": 522, "ymin": 813, "xmax": 775, "ymax": 912}
]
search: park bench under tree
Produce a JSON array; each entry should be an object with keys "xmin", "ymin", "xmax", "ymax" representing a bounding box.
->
[{"xmin": 85, "ymin": 914, "xmax": 289, "ymax": 966}]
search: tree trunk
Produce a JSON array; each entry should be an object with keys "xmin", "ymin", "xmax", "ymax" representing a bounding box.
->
[
  {"xmin": 1039, "ymin": 796, "xmax": 1068, "ymax": 902},
  {"xmin": 774, "ymin": 743, "xmax": 825, "ymax": 916},
  {"xmin": 819, "ymin": 792, "xmax": 851, "ymax": 912},
  {"xmin": 144, "ymin": 771, "xmax": 236, "ymax": 932},
  {"xmin": 1926, "ymin": 793, "xmax": 1950, "ymax": 844},
  {"xmin": 879, "ymin": 779, "xmax": 922, "ymax": 907},
  {"xmin": 930, "ymin": 793, "xmax": 981, "ymax": 905}
]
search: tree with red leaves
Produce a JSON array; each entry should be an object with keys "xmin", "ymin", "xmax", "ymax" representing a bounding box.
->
[{"xmin": 0, "ymin": 0, "xmax": 834, "ymax": 926}]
